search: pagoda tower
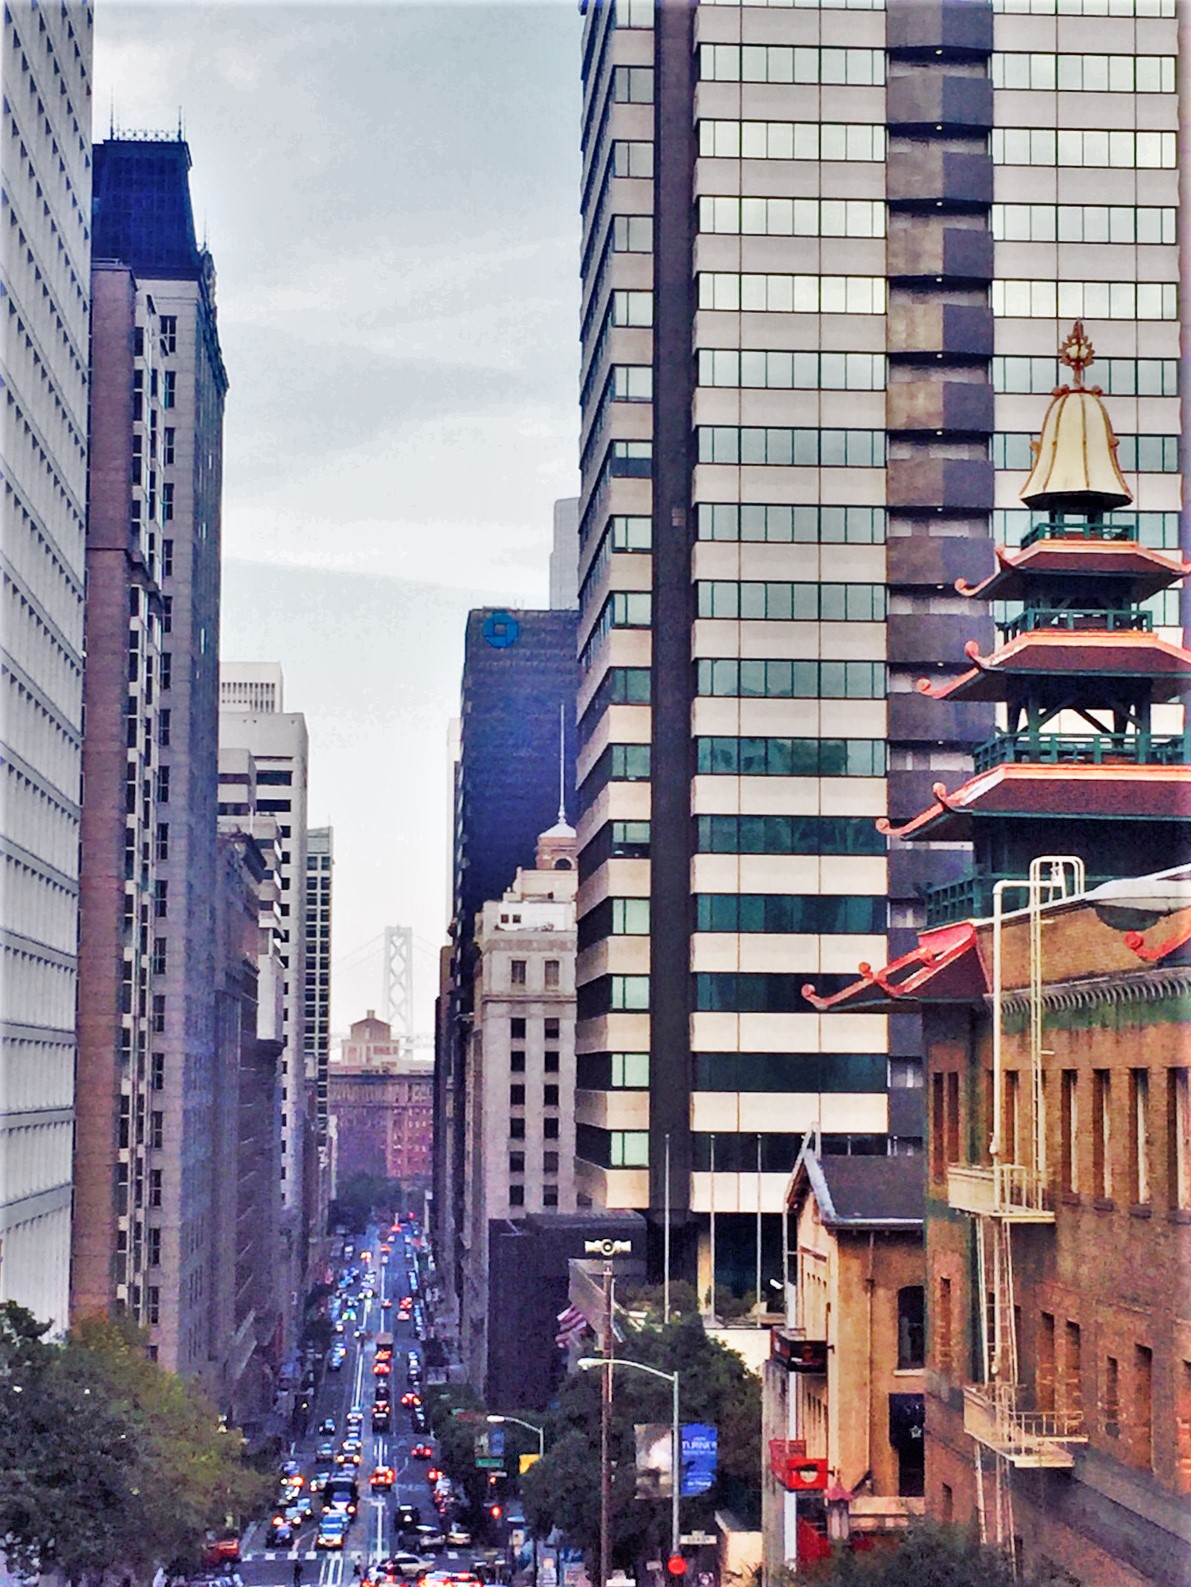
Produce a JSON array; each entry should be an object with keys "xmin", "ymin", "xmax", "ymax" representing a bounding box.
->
[{"xmin": 878, "ymin": 322, "xmax": 1190, "ymax": 912}]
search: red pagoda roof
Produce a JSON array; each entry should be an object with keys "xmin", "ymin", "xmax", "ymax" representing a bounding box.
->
[
  {"xmin": 801, "ymin": 921, "xmax": 987, "ymax": 1012},
  {"xmin": 1124, "ymin": 910, "xmax": 1191, "ymax": 964},
  {"xmin": 919, "ymin": 630, "xmax": 1191, "ymax": 704},
  {"xmin": 956, "ymin": 540, "xmax": 1191, "ymax": 605},
  {"xmin": 878, "ymin": 763, "xmax": 1191, "ymax": 843}
]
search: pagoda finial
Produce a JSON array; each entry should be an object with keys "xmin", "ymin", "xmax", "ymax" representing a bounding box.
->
[{"xmin": 1058, "ymin": 320, "xmax": 1094, "ymax": 390}]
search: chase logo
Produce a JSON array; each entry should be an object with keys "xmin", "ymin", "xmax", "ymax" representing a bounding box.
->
[{"xmin": 482, "ymin": 610, "xmax": 521, "ymax": 649}]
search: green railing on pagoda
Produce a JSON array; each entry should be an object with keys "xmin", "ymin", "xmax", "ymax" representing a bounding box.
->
[
  {"xmin": 1020, "ymin": 519, "xmax": 1139, "ymax": 550},
  {"xmin": 973, "ymin": 730, "xmax": 1191, "ymax": 774},
  {"xmin": 923, "ymin": 871, "xmax": 1117, "ymax": 928},
  {"xmin": 998, "ymin": 606, "xmax": 1153, "ymax": 641}
]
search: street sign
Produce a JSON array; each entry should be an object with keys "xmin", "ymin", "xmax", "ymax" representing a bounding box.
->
[
  {"xmin": 680, "ymin": 1534, "xmax": 716, "ymax": 1548},
  {"xmin": 475, "ymin": 1456, "xmax": 505, "ymax": 1470}
]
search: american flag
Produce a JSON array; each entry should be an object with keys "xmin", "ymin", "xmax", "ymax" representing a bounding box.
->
[{"xmin": 554, "ymin": 1304, "xmax": 589, "ymax": 1350}]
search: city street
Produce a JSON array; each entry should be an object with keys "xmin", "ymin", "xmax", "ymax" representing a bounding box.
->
[{"xmin": 236, "ymin": 1232, "xmax": 470, "ymax": 1587}]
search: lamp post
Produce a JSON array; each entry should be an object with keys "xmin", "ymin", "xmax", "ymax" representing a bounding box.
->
[
  {"xmin": 579, "ymin": 1357, "xmax": 681, "ymax": 1571},
  {"xmin": 487, "ymin": 1416, "xmax": 545, "ymax": 1587}
]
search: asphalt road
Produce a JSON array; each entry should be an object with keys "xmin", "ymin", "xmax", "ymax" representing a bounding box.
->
[{"xmin": 235, "ymin": 1229, "xmax": 472, "ymax": 1587}]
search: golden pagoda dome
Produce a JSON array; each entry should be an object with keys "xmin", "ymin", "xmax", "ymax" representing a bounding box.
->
[{"xmin": 1019, "ymin": 322, "xmax": 1133, "ymax": 513}]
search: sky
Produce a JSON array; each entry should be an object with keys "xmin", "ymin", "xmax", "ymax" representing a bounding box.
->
[{"xmin": 94, "ymin": 0, "xmax": 582, "ymax": 1036}]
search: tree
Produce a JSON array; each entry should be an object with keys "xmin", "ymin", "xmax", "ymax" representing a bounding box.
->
[
  {"xmin": 330, "ymin": 1173, "xmax": 404, "ymax": 1234},
  {"xmin": 521, "ymin": 1315, "xmax": 762, "ymax": 1572},
  {"xmin": 799, "ymin": 1522, "xmax": 1078, "ymax": 1587}
]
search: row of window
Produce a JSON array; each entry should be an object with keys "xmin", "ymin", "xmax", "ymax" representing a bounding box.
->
[
  {"xmin": 994, "ymin": 432, "xmax": 1179, "ymax": 474},
  {"xmin": 613, "ymin": 140, "xmax": 653, "ymax": 180},
  {"xmin": 992, "ymin": 128, "xmax": 1176, "ymax": 169},
  {"xmin": 696, "ymin": 735, "xmax": 886, "ymax": 778},
  {"xmin": 577, "ymin": 1052, "xmax": 651, "ymax": 1091},
  {"xmin": 699, "ymin": 44, "xmax": 886, "ymax": 86},
  {"xmin": 698, "ymin": 349, "xmax": 886, "ymax": 392},
  {"xmin": 696, "ymin": 503, "xmax": 887, "ymax": 545},
  {"xmin": 700, "ymin": 0, "xmax": 886, "ymax": 8},
  {"xmin": 697, "ymin": 580, "xmax": 887, "ymax": 622},
  {"xmin": 698, "ymin": 120, "xmax": 885, "ymax": 164},
  {"xmin": 992, "ymin": 203, "xmax": 1176, "ymax": 246},
  {"xmin": 578, "ymin": 897, "xmax": 651, "ymax": 950},
  {"xmin": 699, "ymin": 195, "xmax": 885, "ymax": 239},
  {"xmin": 695, "ymin": 972, "xmax": 855, "ymax": 1011},
  {"xmin": 994, "ymin": 356, "xmax": 1178, "ymax": 397},
  {"xmin": 698, "ymin": 426, "xmax": 886, "ymax": 468},
  {"xmin": 993, "ymin": 0, "xmax": 1174, "ymax": 13},
  {"xmin": 991, "ymin": 53, "xmax": 1175, "ymax": 94},
  {"xmin": 696, "ymin": 657, "xmax": 886, "ymax": 700},
  {"xmin": 693, "ymin": 1050, "xmax": 888, "ymax": 1093},
  {"xmin": 993, "ymin": 279, "xmax": 1177, "ymax": 322},
  {"xmin": 576, "ymin": 1125, "xmax": 650, "ymax": 1169},
  {"xmin": 995, "ymin": 509, "xmax": 1178, "ymax": 549},
  {"xmin": 695, "ymin": 893, "xmax": 886, "ymax": 935},
  {"xmin": 508, "ymin": 1116, "xmax": 560, "ymax": 1141},
  {"xmin": 698, "ymin": 272, "xmax": 886, "ymax": 316},
  {"xmin": 581, "ymin": 590, "xmax": 653, "ymax": 669},
  {"xmin": 508, "ymin": 1083, "xmax": 561, "ymax": 1108},
  {"xmin": 697, "ymin": 814, "xmax": 886, "ymax": 855}
]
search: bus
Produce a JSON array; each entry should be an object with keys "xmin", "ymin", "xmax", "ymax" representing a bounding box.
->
[{"xmin": 375, "ymin": 1331, "xmax": 394, "ymax": 1364}]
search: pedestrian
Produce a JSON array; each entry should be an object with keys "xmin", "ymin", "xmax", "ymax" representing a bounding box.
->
[{"xmin": 293, "ymin": 1560, "xmax": 303, "ymax": 1587}]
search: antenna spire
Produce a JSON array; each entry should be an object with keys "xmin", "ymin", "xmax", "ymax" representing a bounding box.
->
[{"xmin": 557, "ymin": 702, "xmax": 567, "ymax": 825}]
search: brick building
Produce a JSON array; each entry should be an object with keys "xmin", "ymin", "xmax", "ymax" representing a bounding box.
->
[{"xmin": 329, "ymin": 1013, "xmax": 433, "ymax": 1189}]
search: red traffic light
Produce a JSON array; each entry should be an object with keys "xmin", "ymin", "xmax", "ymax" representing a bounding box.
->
[
  {"xmin": 489, "ymin": 1505, "xmax": 503, "ymax": 1521},
  {"xmin": 666, "ymin": 1558, "xmax": 686, "ymax": 1577}
]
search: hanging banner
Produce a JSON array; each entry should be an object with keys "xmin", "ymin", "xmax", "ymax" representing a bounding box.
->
[
  {"xmin": 680, "ymin": 1424, "xmax": 718, "ymax": 1497},
  {"xmin": 634, "ymin": 1424, "xmax": 719, "ymax": 1498}
]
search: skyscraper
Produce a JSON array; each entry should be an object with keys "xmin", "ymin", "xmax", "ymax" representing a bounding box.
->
[
  {"xmin": 574, "ymin": 0, "xmax": 1182, "ymax": 1296},
  {"xmin": 0, "ymin": 0, "xmax": 93, "ymax": 1326},
  {"xmin": 304, "ymin": 827, "xmax": 334, "ymax": 1167},
  {"xmin": 74, "ymin": 135, "xmax": 228, "ymax": 1376}
]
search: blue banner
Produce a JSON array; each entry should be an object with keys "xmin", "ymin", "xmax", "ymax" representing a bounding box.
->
[{"xmin": 681, "ymin": 1424, "xmax": 718, "ymax": 1496}]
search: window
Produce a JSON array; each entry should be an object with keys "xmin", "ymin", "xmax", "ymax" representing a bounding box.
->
[
  {"xmin": 1103, "ymin": 1357, "xmax": 1121, "ymax": 1438},
  {"xmin": 162, "ymin": 369, "xmax": 176, "ymax": 408},
  {"xmin": 1004, "ymin": 1070, "xmax": 1020, "ymax": 1165},
  {"xmin": 152, "ymin": 995, "xmax": 166, "ymax": 1033},
  {"xmin": 995, "ymin": 433, "xmax": 1178, "ymax": 474},
  {"xmin": 611, "ymin": 289, "xmax": 653, "ymax": 327},
  {"xmin": 697, "ymin": 658, "xmax": 887, "ymax": 700},
  {"xmin": 148, "ymin": 1170, "xmax": 162, "ymax": 1209},
  {"xmin": 612, "ymin": 214, "xmax": 652, "ymax": 253},
  {"xmin": 699, "ymin": 349, "xmax": 886, "ymax": 391},
  {"xmin": 147, "ymin": 1226, "xmax": 161, "ymax": 1267},
  {"xmin": 994, "ymin": 0, "xmax": 1174, "ymax": 12},
  {"xmin": 1093, "ymin": 1070, "xmax": 1112, "ymax": 1198},
  {"xmin": 155, "ymin": 823, "xmax": 169, "ymax": 861},
  {"xmin": 544, "ymin": 1118, "xmax": 560, "ymax": 1140},
  {"xmin": 509, "ymin": 1185, "xmax": 525, "ymax": 1208},
  {"xmin": 543, "ymin": 1152, "xmax": 559, "ymax": 1174},
  {"xmin": 545, "ymin": 959, "xmax": 560, "ymax": 989},
  {"xmin": 151, "ymin": 937, "xmax": 167, "ymax": 975},
  {"xmin": 509, "ymin": 1152, "xmax": 525, "ymax": 1175},
  {"xmin": 149, "ymin": 1110, "xmax": 164, "ymax": 1149},
  {"xmin": 995, "ymin": 355, "xmax": 1177, "ymax": 398},
  {"xmin": 991, "ymin": 51, "xmax": 1174, "ymax": 92},
  {"xmin": 612, "ymin": 1052, "xmax": 649, "ymax": 1088},
  {"xmin": 1038, "ymin": 1313, "xmax": 1056, "ymax": 1412},
  {"xmin": 544, "ymin": 1084, "xmax": 560, "ymax": 1107},
  {"xmin": 1063, "ymin": 1322, "xmax": 1082, "ymax": 1421},
  {"xmin": 613, "ymin": 140, "xmax": 653, "ymax": 178},
  {"xmin": 510, "ymin": 1050, "xmax": 526, "ymax": 1074},
  {"xmin": 1060, "ymin": 1070, "xmax": 1078, "ymax": 1192},
  {"xmin": 153, "ymin": 879, "xmax": 168, "ymax": 919},
  {"xmin": 147, "ymin": 1285, "xmax": 160, "ymax": 1324},
  {"xmin": 1134, "ymin": 1346, "xmax": 1153, "ymax": 1469},
  {"xmin": 509, "ymin": 1084, "xmax": 525, "ymax": 1107},
  {"xmin": 151, "ymin": 1052, "xmax": 164, "ymax": 1092},
  {"xmin": 699, "ymin": 272, "xmax": 886, "ymax": 315},
  {"xmin": 543, "ymin": 1185, "xmax": 559, "ymax": 1208},
  {"xmin": 162, "ymin": 427, "xmax": 175, "ymax": 464},
  {"xmin": 696, "ymin": 736, "xmax": 886, "ymax": 778},
  {"xmin": 159, "ymin": 652, "xmax": 172, "ymax": 691},
  {"xmin": 897, "ymin": 1287, "xmax": 925, "ymax": 1370},
  {"xmin": 993, "ymin": 204, "xmax": 1175, "ymax": 245},
  {"xmin": 611, "ymin": 898, "xmax": 650, "ymax": 934},
  {"xmin": 612, "ymin": 65, "xmax": 653, "ymax": 102},
  {"xmin": 699, "ymin": 120, "xmax": 885, "ymax": 162},
  {"xmin": 159, "ymin": 314, "xmax": 177, "ymax": 354},
  {"xmin": 161, "ymin": 482, "xmax": 174, "ymax": 522},
  {"xmin": 158, "ymin": 709, "xmax": 171, "ymax": 747},
  {"xmin": 699, "ymin": 195, "xmax": 885, "ymax": 238},
  {"xmin": 697, "ymin": 427, "xmax": 886, "ymax": 468},
  {"xmin": 699, "ymin": 43, "xmax": 885, "ymax": 85},
  {"xmin": 1168, "ymin": 1069, "xmax": 1189, "ymax": 1209},
  {"xmin": 155, "ymin": 765, "xmax": 170, "ymax": 804},
  {"xmin": 544, "ymin": 1050, "xmax": 560, "ymax": 1073},
  {"xmin": 510, "ymin": 1118, "xmax": 526, "ymax": 1141},
  {"xmin": 1129, "ymin": 1069, "xmax": 1151, "ymax": 1204},
  {"xmin": 610, "ymin": 1130, "xmax": 649, "ymax": 1166},
  {"xmin": 511, "ymin": 1017, "xmax": 526, "ymax": 1038},
  {"xmin": 696, "ymin": 579, "xmax": 887, "ymax": 621},
  {"xmin": 544, "ymin": 1017, "xmax": 560, "ymax": 1040},
  {"xmin": 992, "ymin": 127, "xmax": 1176, "ymax": 169},
  {"xmin": 695, "ymin": 814, "xmax": 886, "ymax": 856},
  {"xmin": 611, "ymin": 975, "xmax": 650, "ymax": 1010},
  {"xmin": 993, "ymin": 280, "xmax": 1177, "ymax": 322},
  {"xmin": 696, "ymin": 894, "xmax": 886, "ymax": 934},
  {"xmin": 1178, "ymin": 1361, "xmax": 1191, "ymax": 1493},
  {"xmin": 161, "ymin": 539, "xmax": 173, "ymax": 578},
  {"xmin": 697, "ymin": 502, "xmax": 886, "ymax": 545}
]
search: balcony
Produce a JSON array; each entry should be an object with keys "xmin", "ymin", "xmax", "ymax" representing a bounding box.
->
[
  {"xmin": 946, "ymin": 1162, "xmax": 1053, "ymax": 1223},
  {"xmin": 998, "ymin": 605, "xmax": 1152, "ymax": 640},
  {"xmin": 973, "ymin": 730, "xmax": 1190, "ymax": 775},
  {"xmin": 1020, "ymin": 518, "xmax": 1139, "ymax": 549},
  {"xmin": 963, "ymin": 1384, "xmax": 1086, "ymax": 1468}
]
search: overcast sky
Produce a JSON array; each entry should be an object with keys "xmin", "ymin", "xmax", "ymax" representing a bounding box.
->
[{"xmin": 95, "ymin": 0, "xmax": 581, "ymax": 1035}]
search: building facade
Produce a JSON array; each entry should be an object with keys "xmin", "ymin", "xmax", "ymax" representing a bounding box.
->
[
  {"xmin": 0, "ymin": 0, "xmax": 93, "ymax": 1326},
  {"xmin": 434, "ymin": 606, "xmax": 578, "ymax": 1334},
  {"xmin": 550, "ymin": 496, "xmax": 581, "ymax": 609},
  {"xmin": 329, "ymin": 1012, "xmax": 434, "ymax": 1188},
  {"xmin": 572, "ymin": 0, "xmax": 1183, "ymax": 1297},
  {"xmin": 304, "ymin": 827, "xmax": 334, "ymax": 1161},
  {"xmin": 460, "ymin": 821, "xmax": 579, "ymax": 1388},
  {"xmin": 74, "ymin": 135, "xmax": 229, "ymax": 1374}
]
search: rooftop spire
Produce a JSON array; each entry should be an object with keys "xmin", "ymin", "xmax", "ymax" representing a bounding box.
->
[
  {"xmin": 1019, "ymin": 321, "xmax": 1133, "ymax": 514},
  {"xmin": 557, "ymin": 701, "xmax": 567, "ymax": 826}
]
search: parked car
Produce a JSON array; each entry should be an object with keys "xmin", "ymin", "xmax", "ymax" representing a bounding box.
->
[{"xmin": 201, "ymin": 1534, "xmax": 241, "ymax": 1568}]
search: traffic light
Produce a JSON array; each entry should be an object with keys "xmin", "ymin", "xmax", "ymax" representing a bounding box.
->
[{"xmin": 488, "ymin": 1504, "xmax": 503, "ymax": 1522}]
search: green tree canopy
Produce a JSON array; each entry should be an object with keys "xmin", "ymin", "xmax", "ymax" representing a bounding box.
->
[{"xmin": 800, "ymin": 1522, "xmax": 1078, "ymax": 1587}]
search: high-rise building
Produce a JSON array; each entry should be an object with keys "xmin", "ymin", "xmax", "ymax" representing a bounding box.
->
[
  {"xmin": 433, "ymin": 607, "xmax": 579, "ymax": 1339},
  {"xmin": 0, "ymin": 1, "xmax": 93, "ymax": 1326},
  {"xmin": 460, "ymin": 819, "xmax": 579, "ymax": 1389},
  {"xmin": 218, "ymin": 668, "xmax": 310, "ymax": 1325},
  {"xmin": 573, "ymin": 0, "xmax": 1182, "ymax": 1296},
  {"xmin": 329, "ymin": 1012, "xmax": 434, "ymax": 1189},
  {"xmin": 549, "ymin": 496, "xmax": 581, "ymax": 609},
  {"xmin": 73, "ymin": 135, "xmax": 229, "ymax": 1374},
  {"xmin": 304, "ymin": 827, "xmax": 334, "ymax": 1165}
]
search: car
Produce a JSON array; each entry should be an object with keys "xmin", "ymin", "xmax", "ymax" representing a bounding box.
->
[
  {"xmin": 382, "ymin": 1298, "xmax": 393, "ymax": 1310},
  {"xmin": 310, "ymin": 1471, "xmax": 327, "ymax": 1493},
  {"xmin": 316, "ymin": 1514, "xmax": 350, "ymax": 1550},
  {"xmin": 335, "ymin": 1447, "xmax": 362, "ymax": 1466},
  {"xmin": 446, "ymin": 1528, "xmax": 472, "ymax": 1547},
  {"xmin": 376, "ymin": 1554, "xmax": 433, "ymax": 1581},
  {"xmin": 411, "ymin": 1526, "xmax": 446, "ymax": 1551},
  {"xmin": 346, "ymin": 1407, "xmax": 364, "ymax": 1429},
  {"xmin": 342, "ymin": 1435, "xmax": 363, "ymax": 1453},
  {"xmin": 411, "ymin": 1443, "xmax": 433, "ymax": 1459},
  {"xmin": 200, "ymin": 1535, "xmax": 241, "ymax": 1567},
  {"xmin": 412, "ymin": 1409, "xmax": 429, "ymax": 1433},
  {"xmin": 414, "ymin": 1572, "xmax": 455, "ymax": 1587},
  {"xmin": 285, "ymin": 1500, "xmax": 311, "ymax": 1526},
  {"xmin": 400, "ymin": 1392, "xmax": 421, "ymax": 1407},
  {"xmin": 373, "ymin": 1360, "xmax": 392, "ymax": 1376},
  {"xmin": 319, "ymin": 1416, "xmax": 336, "ymax": 1435},
  {"xmin": 327, "ymin": 1352, "xmax": 345, "ymax": 1371},
  {"xmin": 425, "ymin": 1468, "xmax": 441, "ymax": 1484},
  {"xmin": 266, "ymin": 1517, "xmax": 295, "ymax": 1547},
  {"xmin": 396, "ymin": 1504, "xmax": 422, "ymax": 1529},
  {"xmin": 369, "ymin": 1466, "xmax": 396, "ymax": 1490},
  {"xmin": 316, "ymin": 1442, "xmax": 336, "ymax": 1462}
]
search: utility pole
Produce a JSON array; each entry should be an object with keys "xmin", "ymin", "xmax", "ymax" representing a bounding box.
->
[
  {"xmin": 663, "ymin": 1131, "xmax": 671, "ymax": 1324},
  {"xmin": 599, "ymin": 1262, "xmax": 614, "ymax": 1587}
]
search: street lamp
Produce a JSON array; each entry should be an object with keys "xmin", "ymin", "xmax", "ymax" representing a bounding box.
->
[
  {"xmin": 578, "ymin": 1357, "xmax": 681, "ymax": 1570},
  {"xmin": 486, "ymin": 1412, "xmax": 545, "ymax": 1459}
]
